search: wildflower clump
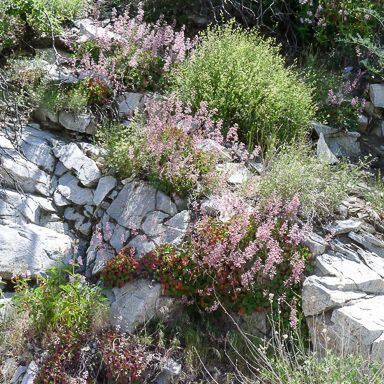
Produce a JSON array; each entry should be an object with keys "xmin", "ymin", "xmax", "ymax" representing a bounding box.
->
[
  {"xmin": 78, "ymin": 5, "xmax": 196, "ymax": 92},
  {"xmin": 99, "ymin": 96, "xmax": 241, "ymax": 196},
  {"xmin": 104, "ymin": 194, "xmax": 311, "ymax": 319}
]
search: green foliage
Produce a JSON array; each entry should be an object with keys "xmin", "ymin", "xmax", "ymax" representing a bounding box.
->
[
  {"xmin": 297, "ymin": 1, "xmax": 382, "ymax": 53},
  {"xmin": 101, "ymin": 247, "xmax": 140, "ymax": 288},
  {"xmin": 259, "ymin": 143, "xmax": 367, "ymax": 220},
  {"xmin": 302, "ymin": 57, "xmax": 363, "ymax": 130},
  {"xmin": 347, "ymin": 9, "xmax": 384, "ymax": 80},
  {"xmin": 170, "ymin": 22, "xmax": 315, "ymax": 151},
  {"xmin": 366, "ymin": 172, "xmax": 384, "ymax": 217},
  {"xmin": 12, "ymin": 262, "xmax": 106, "ymax": 336},
  {"xmin": 35, "ymin": 78, "xmax": 111, "ymax": 113},
  {"xmin": 98, "ymin": 119, "xmax": 217, "ymax": 197},
  {"xmin": 259, "ymin": 348, "xmax": 384, "ymax": 384},
  {"xmin": 0, "ymin": 0, "xmax": 87, "ymax": 38}
]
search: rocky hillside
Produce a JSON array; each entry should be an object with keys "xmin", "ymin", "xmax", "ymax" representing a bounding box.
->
[{"xmin": 1, "ymin": 1, "xmax": 384, "ymax": 383}]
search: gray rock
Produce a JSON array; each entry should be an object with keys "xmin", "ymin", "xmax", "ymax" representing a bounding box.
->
[
  {"xmin": 54, "ymin": 161, "xmax": 68, "ymax": 176},
  {"xmin": 102, "ymin": 218, "xmax": 115, "ymax": 242},
  {"xmin": 358, "ymin": 114, "xmax": 369, "ymax": 132},
  {"xmin": 53, "ymin": 190, "xmax": 71, "ymax": 207},
  {"xmin": 0, "ymin": 222, "xmax": 72, "ymax": 279},
  {"xmin": 141, "ymin": 211, "xmax": 169, "ymax": 237},
  {"xmin": 303, "ymin": 232, "xmax": 328, "ymax": 256},
  {"xmin": 314, "ymin": 121, "xmax": 361, "ymax": 158},
  {"xmin": 330, "ymin": 296, "xmax": 384, "ymax": 356},
  {"xmin": 53, "ymin": 143, "xmax": 101, "ymax": 186},
  {"xmin": 0, "ymin": 148, "xmax": 51, "ymax": 196},
  {"xmin": 217, "ymin": 163, "xmax": 252, "ymax": 185},
  {"xmin": 58, "ymin": 111, "xmax": 96, "ymax": 135},
  {"xmin": 197, "ymin": 139, "xmax": 232, "ymax": 162},
  {"xmin": 348, "ymin": 231, "xmax": 384, "ymax": 258},
  {"xmin": 316, "ymin": 253, "xmax": 384, "ymax": 294},
  {"xmin": 302, "ymin": 275, "xmax": 366, "ymax": 316},
  {"xmin": 56, "ymin": 173, "xmax": 94, "ymax": 206},
  {"xmin": 93, "ymin": 176, "xmax": 117, "ymax": 205},
  {"xmin": 128, "ymin": 236, "xmax": 156, "ymax": 256},
  {"xmin": 117, "ymin": 92, "xmax": 144, "ymax": 117},
  {"xmin": 324, "ymin": 220, "xmax": 362, "ymax": 235},
  {"xmin": 110, "ymin": 279, "xmax": 162, "ymax": 333},
  {"xmin": 107, "ymin": 181, "xmax": 157, "ymax": 229},
  {"xmin": 21, "ymin": 361, "xmax": 38, "ymax": 384},
  {"xmin": 10, "ymin": 365, "xmax": 27, "ymax": 384},
  {"xmin": 150, "ymin": 211, "xmax": 190, "ymax": 245},
  {"xmin": 76, "ymin": 221, "xmax": 92, "ymax": 236},
  {"xmin": 327, "ymin": 131, "xmax": 361, "ymax": 158},
  {"xmin": 156, "ymin": 191, "xmax": 178, "ymax": 216},
  {"xmin": 64, "ymin": 207, "xmax": 84, "ymax": 222},
  {"xmin": 331, "ymin": 239, "xmax": 361, "ymax": 263},
  {"xmin": 20, "ymin": 126, "xmax": 56, "ymax": 172},
  {"xmin": 92, "ymin": 244, "xmax": 115, "ymax": 276},
  {"xmin": 317, "ymin": 133, "xmax": 338, "ymax": 164},
  {"xmin": 154, "ymin": 359, "xmax": 182, "ymax": 384},
  {"xmin": 249, "ymin": 161, "xmax": 264, "ymax": 174},
  {"xmin": 78, "ymin": 142, "xmax": 107, "ymax": 158},
  {"xmin": 110, "ymin": 225, "xmax": 130, "ymax": 252},
  {"xmin": 312, "ymin": 121, "xmax": 341, "ymax": 136},
  {"xmin": 0, "ymin": 189, "xmax": 40, "ymax": 224},
  {"xmin": 358, "ymin": 249, "xmax": 384, "ymax": 279},
  {"xmin": 370, "ymin": 84, "xmax": 384, "ymax": 108},
  {"xmin": 74, "ymin": 18, "xmax": 119, "ymax": 43}
]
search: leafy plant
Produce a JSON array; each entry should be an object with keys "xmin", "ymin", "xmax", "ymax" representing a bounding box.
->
[
  {"xmin": 170, "ymin": 22, "xmax": 315, "ymax": 151},
  {"xmin": 77, "ymin": 5, "xmax": 195, "ymax": 92},
  {"xmin": 34, "ymin": 77, "xmax": 111, "ymax": 113},
  {"xmin": 303, "ymin": 56, "xmax": 365, "ymax": 130},
  {"xmin": 102, "ymin": 194, "xmax": 312, "ymax": 323},
  {"xmin": 0, "ymin": 0, "xmax": 88, "ymax": 47},
  {"xmin": 12, "ymin": 262, "xmax": 106, "ymax": 336},
  {"xmin": 101, "ymin": 247, "xmax": 140, "ymax": 288},
  {"xmin": 259, "ymin": 143, "xmax": 366, "ymax": 221},
  {"xmin": 366, "ymin": 172, "xmax": 384, "ymax": 217},
  {"xmin": 347, "ymin": 9, "xmax": 384, "ymax": 80},
  {"xmin": 296, "ymin": 0, "xmax": 382, "ymax": 54},
  {"xmin": 98, "ymin": 96, "xmax": 233, "ymax": 197},
  {"xmin": 35, "ymin": 328, "xmax": 153, "ymax": 384}
]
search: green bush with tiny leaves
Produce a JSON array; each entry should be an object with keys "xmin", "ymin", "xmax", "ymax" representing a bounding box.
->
[{"xmin": 170, "ymin": 22, "xmax": 315, "ymax": 151}]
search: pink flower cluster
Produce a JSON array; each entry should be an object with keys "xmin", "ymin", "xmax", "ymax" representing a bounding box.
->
[
  {"xmin": 79, "ymin": 5, "xmax": 196, "ymax": 91},
  {"xmin": 124, "ymin": 95, "xmax": 247, "ymax": 196},
  {"xmin": 193, "ymin": 193, "xmax": 310, "ymax": 294}
]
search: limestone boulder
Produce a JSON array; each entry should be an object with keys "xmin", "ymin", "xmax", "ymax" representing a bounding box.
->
[
  {"xmin": 53, "ymin": 143, "xmax": 101, "ymax": 186},
  {"xmin": 0, "ymin": 222, "xmax": 72, "ymax": 279}
]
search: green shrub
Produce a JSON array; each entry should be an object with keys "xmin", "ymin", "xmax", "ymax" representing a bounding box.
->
[
  {"xmin": 34, "ymin": 78, "xmax": 111, "ymax": 113},
  {"xmin": 259, "ymin": 143, "xmax": 366, "ymax": 221},
  {"xmin": 366, "ymin": 172, "xmax": 384, "ymax": 217},
  {"xmin": 170, "ymin": 22, "xmax": 315, "ymax": 151},
  {"xmin": 347, "ymin": 9, "xmax": 384, "ymax": 80},
  {"xmin": 0, "ymin": 0, "xmax": 88, "ymax": 38},
  {"xmin": 12, "ymin": 262, "xmax": 106, "ymax": 336},
  {"xmin": 297, "ymin": 1, "xmax": 382, "ymax": 54}
]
